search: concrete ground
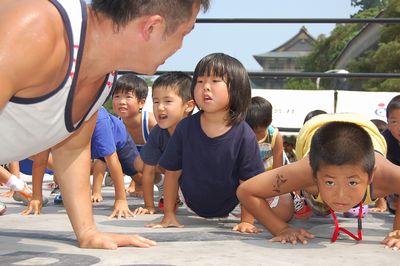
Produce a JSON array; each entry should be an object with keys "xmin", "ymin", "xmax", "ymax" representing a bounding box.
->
[{"xmin": 0, "ymin": 174, "xmax": 399, "ymax": 266}]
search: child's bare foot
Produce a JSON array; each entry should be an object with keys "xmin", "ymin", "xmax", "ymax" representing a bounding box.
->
[
  {"xmin": 369, "ymin": 197, "xmax": 387, "ymax": 213},
  {"xmin": 125, "ymin": 180, "xmax": 136, "ymax": 193},
  {"xmin": 91, "ymin": 193, "xmax": 103, "ymax": 203},
  {"xmin": 126, "ymin": 180, "xmax": 143, "ymax": 198}
]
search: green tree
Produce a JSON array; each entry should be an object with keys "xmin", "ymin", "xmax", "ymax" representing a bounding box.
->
[
  {"xmin": 303, "ymin": 8, "xmax": 381, "ymax": 73},
  {"xmin": 285, "ymin": 8, "xmax": 380, "ymax": 90},
  {"xmin": 283, "ymin": 78, "xmax": 317, "ymax": 90},
  {"xmin": 351, "ymin": 0, "xmax": 387, "ymax": 10},
  {"xmin": 347, "ymin": 0, "xmax": 400, "ymax": 91}
]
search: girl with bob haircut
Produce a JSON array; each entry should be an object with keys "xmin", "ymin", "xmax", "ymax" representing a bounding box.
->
[{"xmin": 148, "ymin": 53, "xmax": 293, "ymax": 231}]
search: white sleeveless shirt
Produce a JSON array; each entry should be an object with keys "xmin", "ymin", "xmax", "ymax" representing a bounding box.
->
[{"xmin": 0, "ymin": 0, "xmax": 116, "ymax": 163}]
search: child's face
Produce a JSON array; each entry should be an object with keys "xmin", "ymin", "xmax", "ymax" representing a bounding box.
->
[
  {"xmin": 316, "ymin": 163, "xmax": 370, "ymax": 212},
  {"xmin": 152, "ymin": 87, "xmax": 188, "ymax": 131},
  {"xmin": 112, "ymin": 91, "xmax": 143, "ymax": 118},
  {"xmin": 193, "ymin": 75, "xmax": 229, "ymax": 114},
  {"xmin": 388, "ymin": 109, "xmax": 400, "ymax": 142}
]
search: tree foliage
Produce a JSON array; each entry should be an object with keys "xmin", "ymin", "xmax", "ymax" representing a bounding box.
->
[
  {"xmin": 287, "ymin": 8, "xmax": 381, "ymax": 90},
  {"xmin": 289, "ymin": 0, "xmax": 400, "ymax": 91},
  {"xmin": 283, "ymin": 78, "xmax": 317, "ymax": 90},
  {"xmin": 347, "ymin": 0, "xmax": 400, "ymax": 91},
  {"xmin": 303, "ymin": 8, "xmax": 381, "ymax": 73},
  {"xmin": 351, "ymin": 0, "xmax": 387, "ymax": 10}
]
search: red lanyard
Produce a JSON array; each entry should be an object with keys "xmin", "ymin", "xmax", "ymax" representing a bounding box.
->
[{"xmin": 330, "ymin": 202, "xmax": 363, "ymax": 243}]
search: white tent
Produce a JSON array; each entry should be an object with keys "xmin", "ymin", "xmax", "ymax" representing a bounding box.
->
[{"xmin": 143, "ymin": 88, "xmax": 398, "ymax": 134}]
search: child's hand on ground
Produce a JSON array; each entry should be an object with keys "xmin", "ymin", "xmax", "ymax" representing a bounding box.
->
[
  {"xmin": 109, "ymin": 199, "xmax": 134, "ymax": 219},
  {"xmin": 133, "ymin": 206, "xmax": 157, "ymax": 215},
  {"xmin": 271, "ymin": 227, "xmax": 315, "ymax": 244},
  {"xmin": 232, "ymin": 222, "xmax": 262, "ymax": 234},
  {"xmin": 91, "ymin": 193, "xmax": 103, "ymax": 203},
  {"xmin": 145, "ymin": 214, "xmax": 184, "ymax": 228},
  {"xmin": 20, "ymin": 199, "xmax": 42, "ymax": 216},
  {"xmin": 382, "ymin": 230, "xmax": 400, "ymax": 250},
  {"xmin": 79, "ymin": 229, "xmax": 156, "ymax": 249}
]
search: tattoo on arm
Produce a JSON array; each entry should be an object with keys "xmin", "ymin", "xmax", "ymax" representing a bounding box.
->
[{"xmin": 272, "ymin": 174, "xmax": 287, "ymax": 193}]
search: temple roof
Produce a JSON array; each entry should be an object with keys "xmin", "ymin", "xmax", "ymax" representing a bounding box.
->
[
  {"xmin": 254, "ymin": 26, "xmax": 316, "ymax": 65},
  {"xmin": 255, "ymin": 51, "xmax": 310, "ymax": 58}
]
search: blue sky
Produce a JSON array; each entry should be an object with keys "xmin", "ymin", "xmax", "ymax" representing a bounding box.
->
[{"xmin": 159, "ymin": 0, "xmax": 360, "ymax": 72}]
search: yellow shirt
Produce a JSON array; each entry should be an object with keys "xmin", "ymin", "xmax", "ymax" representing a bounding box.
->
[{"xmin": 296, "ymin": 113, "xmax": 387, "ymax": 160}]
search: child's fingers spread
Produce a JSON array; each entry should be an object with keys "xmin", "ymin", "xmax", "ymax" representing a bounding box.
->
[
  {"xmin": 300, "ymin": 229, "xmax": 315, "ymax": 239},
  {"xmin": 128, "ymin": 235, "xmax": 157, "ymax": 248},
  {"xmin": 383, "ymin": 238, "xmax": 397, "ymax": 248},
  {"xmin": 108, "ymin": 211, "xmax": 118, "ymax": 219},
  {"xmin": 270, "ymin": 236, "xmax": 284, "ymax": 243},
  {"xmin": 297, "ymin": 234, "xmax": 308, "ymax": 244},
  {"xmin": 133, "ymin": 208, "xmax": 142, "ymax": 215},
  {"xmin": 134, "ymin": 207, "xmax": 149, "ymax": 215},
  {"xmin": 288, "ymin": 235, "xmax": 298, "ymax": 245}
]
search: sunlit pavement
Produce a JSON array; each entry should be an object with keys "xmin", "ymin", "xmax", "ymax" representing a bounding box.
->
[{"xmin": 0, "ymin": 174, "xmax": 398, "ymax": 266}]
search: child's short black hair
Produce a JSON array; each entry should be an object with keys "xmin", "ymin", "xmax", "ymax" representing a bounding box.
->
[
  {"xmin": 152, "ymin": 71, "xmax": 193, "ymax": 108},
  {"xmin": 245, "ymin": 96, "xmax": 273, "ymax": 130},
  {"xmin": 386, "ymin": 95, "xmax": 400, "ymax": 119},
  {"xmin": 303, "ymin": 109, "xmax": 327, "ymax": 125},
  {"xmin": 371, "ymin": 119, "xmax": 387, "ymax": 133},
  {"xmin": 113, "ymin": 73, "xmax": 148, "ymax": 100},
  {"xmin": 191, "ymin": 53, "xmax": 251, "ymax": 126},
  {"xmin": 309, "ymin": 121, "xmax": 375, "ymax": 180}
]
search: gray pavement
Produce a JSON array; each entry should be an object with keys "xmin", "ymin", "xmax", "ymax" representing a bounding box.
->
[{"xmin": 0, "ymin": 174, "xmax": 399, "ymax": 266}]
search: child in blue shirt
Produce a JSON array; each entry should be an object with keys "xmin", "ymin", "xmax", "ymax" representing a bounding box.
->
[
  {"xmin": 133, "ymin": 72, "xmax": 195, "ymax": 215},
  {"xmin": 91, "ymin": 106, "xmax": 142, "ymax": 218},
  {"xmin": 148, "ymin": 53, "xmax": 289, "ymax": 233}
]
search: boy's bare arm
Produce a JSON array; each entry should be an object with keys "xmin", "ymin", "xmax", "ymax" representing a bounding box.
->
[
  {"xmin": 237, "ymin": 157, "xmax": 315, "ymax": 241},
  {"xmin": 232, "ymin": 192, "xmax": 261, "ymax": 234},
  {"xmin": 21, "ymin": 149, "xmax": 51, "ymax": 216},
  {"xmin": 272, "ymin": 132, "xmax": 284, "ymax": 169},
  {"xmin": 146, "ymin": 169, "xmax": 183, "ymax": 228},
  {"xmin": 105, "ymin": 152, "xmax": 133, "ymax": 218},
  {"xmin": 134, "ymin": 163, "xmax": 157, "ymax": 215},
  {"xmin": 374, "ymin": 153, "xmax": 400, "ymax": 249},
  {"xmin": 105, "ymin": 153, "xmax": 126, "ymax": 201}
]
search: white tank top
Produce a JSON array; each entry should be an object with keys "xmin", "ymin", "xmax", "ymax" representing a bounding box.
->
[{"xmin": 0, "ymin": 0, "xmax": 116, "ymax": 163}]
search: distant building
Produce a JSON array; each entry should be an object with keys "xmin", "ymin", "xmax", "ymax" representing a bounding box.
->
[{"xmin": 252, "ymin": 26, "xmax": 316, "ymax": 89}]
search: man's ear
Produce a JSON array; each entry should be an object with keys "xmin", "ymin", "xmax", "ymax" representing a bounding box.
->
[
  {"xmin": 185, "ymin": 100, "xmax": 195, "ymax": 113},
  {"xmin": 141, "ymin": 15, "xmax": 164, "ymax": 41}
]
